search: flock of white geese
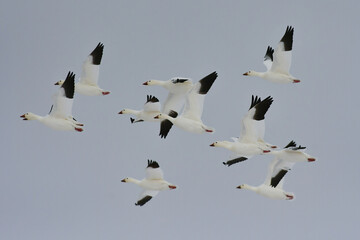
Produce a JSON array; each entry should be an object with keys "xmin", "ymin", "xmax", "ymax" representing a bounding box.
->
[{"xmin": 21, "ymin": 26, "xmax": 316, "ymax": 206}]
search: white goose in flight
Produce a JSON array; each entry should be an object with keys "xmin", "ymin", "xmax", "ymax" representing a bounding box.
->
[
  {"xmin": 118, "ymin": 95, "xmax": 162, "ymax": 123},
  {"xmin": 236, "ymin": 157, "xmax": 295, "ymax": 200},
  {"xmin": 121, "ymin": 160, "xmax": 177, "ymax": 206},
  {"xmin": 55, "ymin": 43, "xmax": 110, "ymax": 95},
  {"xmin": 243, "ymin": 26, "xmax": 300, "ymax": 83},
  {"xmin": 143, "ymin": 75, "xmax": 194, "ymax": 138},
  {"xmin": 21, "ymin": 71, "xmax": 83, "ymax": 132},
  {"xmin": 154, "ymin": 71, "xmax": 218, "ymax": 138},
  {"xmin": 266, "ymin": 140, "xmax": 316, "ymax": 163},
  {"xmin": 210, "ymin": 95, "xmax": 276, "ymax": 166}
]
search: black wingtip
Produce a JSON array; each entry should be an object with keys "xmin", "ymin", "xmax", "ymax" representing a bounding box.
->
[
  {"xmin": 159, "ymin": 111, "xmax": 178, "ymax": 139},
  {"xmin": 198, "ymin": 71, "xmax": 218, "ymax": 95},
  {"xmin": 61, "ymin": 71, "xmax": 75, "ymax": 99},
  {"xmin": 223, "ymin": 157, "xmax": 248, "ymax": 167},
  {"xmin": 253, "ymin": 96, "xmax": 273, "ymax": 121},
  {"xmin": 90, "ymin": 42, "xmax": 104, "ymax": 65},
  {"xmin": 280, "ymin": 26, "xmax": 294, "ymax": 51},
  {"xmin": 284, "ymin": 140, "xmax": 297, "ymax": 149},
  {"xmin": 135, "ymin": 195, "xmax": 152, "ymax": 206},
  {"xmin": 270, "ymin": 169, "xmax": 288, "ymax": 188},
  {"xmin": 264, "ymin": 46, "xmax": 274, "ymax": 61},
  {"xmin": 130, "ymin": 118, "xmax": 135, "ymax": 123},
  {"xmin": 147, "ymin": 159, "xmax": 160, "ymax": 168},
  {"xmin": 146, "ymin": 95, "xmax": 159, "ymax": 103}
]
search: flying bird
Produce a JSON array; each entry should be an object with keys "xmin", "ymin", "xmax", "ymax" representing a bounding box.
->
[
  {"xmin": 55, "ymin": 43, "xmax": 110, "ymax": 95},
  {"xmin": 143, "ymin": 75, "xmax": 194, "ymax": 138},
  {"xmin": 121, "ymin": 160, "xmax": 177, "ymax": 206},
  {"xmin": 154, "ymin": 71, "xmax": 218, "ymax": 138},
  {"xmin": 21, "ymin": 71, "xmax": 84, "ymax": 132},
  {"xmin": 243, "ymin": 26, "xmax": 300, "ymax": 83},
  {"xmin": 210, "ymin": 95, "xmax": 276, "ymax": 166},
  {"xmin": 236, "ymin": 157, "xmax": 295, "ymax": 200},
  {"xmin": 119, "ymin": 95, "xmax": 162, "ymax": 123},
  {"xmin": 265, "ymin": 140, "xmax": 316, "ymax": 163}
]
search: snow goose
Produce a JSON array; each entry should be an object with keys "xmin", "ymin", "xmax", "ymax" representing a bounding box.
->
[
  {"xmin": 266, "ymin": 140, "xmax": 316, "ymax": 163},
  {"xmin": 154, "ymin": 71, "xmax": 218, "ymax": 138},
  {"xmin": 21, "ymin": 72, "xmax": 84, "ymax": 132},
  {"xmin": 55, "ymin": 43, "xmax": 110, "ymax": 95},
  {"xmin": 118, "ymin": 95, "xmax": 162, "ymax": 123},
  {"xmin": 243, "ymin": 26, "xmax": 300, "ymax": 84},
  {"xmin": 121, "ymin": 160, "xmax": 177, "ymax": 206},
  {"xmin": 236, "ymin": 158, "xmax": 295, "ymax": 200},
  {"xmin": 210, "ymin": 95, "xmax": 276, "ymax": 166},
  {"xmin": 143, "ymin": 76, "xmax": 194, "ymax": 138}
]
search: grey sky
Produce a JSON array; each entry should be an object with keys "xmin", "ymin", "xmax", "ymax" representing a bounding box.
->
[{"xmin": 1, "ymin": 0, "xmax": 359, "ymax": 239}]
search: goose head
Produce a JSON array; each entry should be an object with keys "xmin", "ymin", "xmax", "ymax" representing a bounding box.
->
[
  {"xmin": 143, "ymin": 80, "xmax": 159, "ymax": 86},
  {"xmin": 121, "ymin": 178, "xmax": 129, "ymax": 182},
  {"xmin": 236, "ymin": 184, "xmax": 245, "ymax": 189},
  {"xmin": 243, "ymin": 71, "xmax": 253, "ymax": 76},
  {"xmin": 118, "ymin": 109, "xmax": 129, "ymax": 114},
  {"xmin": 54, "ymin": 80, "xmax": 64, "ymax": 86},
  {"xmin": 154, "ymin": 113, "xmax": 165, "ymax": 120},
  {"xmin": 20, "ymin": 112, "xmax": 37, "ymax": 120},
  {"xmin": 209, "ymin": 141, "xmax": 219, "ymax": 147}
]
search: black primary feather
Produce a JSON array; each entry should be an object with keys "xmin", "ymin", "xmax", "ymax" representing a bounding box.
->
[
  {"xmin": 223, "ymin": 157, "xmax": 248, "ymax": 167},
  {"xmin": 48, "ymin": 105, "xmax": 53, "ymax": 114},
  {"xmin": 270, "ymin": 169, "xmax": 288, "ymax": 188},
  {"xmin": 146, "ymin": 95, "xmax": 159, "ymax": 103},
  {"xmin": 264, "ymin": 46, "xmax": 274, "ymax": 61},
  {"xmin": 171, "ymin": 78, "xmax": 189, "ymax": 84},
  {"xmin": 147, "ymin": 160, "xmax": 160, "ymax": 169},
  {"xmin": 198, "ymin": 71, "xmax": 218, "ymax": 94},
  {"xmin": 90, "ymin": 42, "xmax": 104, "ymax": 65},
  {"xmin": 253, "ymin": 96, "xmax": 273, "ymax": 121},
  {"xmin": 279, "ymin": 26, "xmax": 294, "ymax": 51},
  {"xmin": 159, "ymin": 110, "xmax": 178, "ymax": 139},
  {"xmin": 135, "ymin": 195, "xmax": 152, "ymax": 206},
  {"xmin": 61, "ymin": 71, "xmax": 75, "ymax": 99},
  {"xmin": 249, "ymin": 95, "xmax": 261, "ymax": 110},
  {"xmin": 284, "ymin": 140, "xmax": 297, "ymax": 149},
  {"xmin": 130, "ymin": 118, "xmax": 135, "ymax": 123}
]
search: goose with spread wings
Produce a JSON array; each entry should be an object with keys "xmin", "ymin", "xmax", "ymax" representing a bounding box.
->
[
  {"xmin": 118, "ymin": 95, "xmax": 162, "ymax": 123},
  {"xmin": 236, "ymin": 158, "xmax": 295, "ymax": 200},
  {"xmin": 243, "ymin": 26, "xmax": 300, "ymax": 83},
  {"xmin": 55, "ymin": 43, "xmax": 110, "ymax": 95},
  {"xmin": 121, "ymin": 160, "xmax": 177, "ymax": 206},
  {"xmin": 210, "ymin": 95, "xmax": 276, "ymax": 167},
  {"xmin": 21, "ymin": 71, "xmax": 83, "ymax": 132},
  {"xmin": 154, "ymin": 71, "xmax": 218, "ymax": 138}
]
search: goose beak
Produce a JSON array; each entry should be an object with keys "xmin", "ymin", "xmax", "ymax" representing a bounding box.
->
[
  {"xmin": 142, "ymin": 81, "xmax": 148, "ymax": 85},
  {"xmin": 236, "ymin": 185, "xmax": 242, "ymax": 189},
  {"xmin": 154, "ymin": 115, "xmax": 159, "ymax": 119},
  {"xmin": 243, "ymin": 72, "xmax": 249, "ymax": 76},
  {"xmin": 20, "ymin": 114, "xmax": 27, "ymax": 120},
  {"xmin": 210, "ymin": 143, "xmax": 215, "ymax": 147},
  {"xmin": 118, "ymin": 110, "xmax": 123, "ymax": 114},
  {"xmin": 54, "ymin": 81, "xmax": 60, "ymax": 85},
  {"xmin": 121, "ymin": 179, "xmax": 126, "ymax": 182}
]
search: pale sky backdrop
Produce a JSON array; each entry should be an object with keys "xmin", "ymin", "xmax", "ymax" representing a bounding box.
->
[{"xmin": 1, "ymin": 1, "xmax": 359, "ymax": 239}]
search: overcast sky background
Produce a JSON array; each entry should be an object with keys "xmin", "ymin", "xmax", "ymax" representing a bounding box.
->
[{"xmin": 1, "ymin": 1, "xmax": 359, "ymax": 239}]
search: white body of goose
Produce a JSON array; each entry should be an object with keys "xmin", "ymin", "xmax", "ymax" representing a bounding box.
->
[
  {"xmin": 237, "ymin": 158, "xmax": 295, "ymax": 200},
  {"xmin": 243, "ymin": 26, "xmax": 300, "ymax": 84},
  {"xmin": 21, "ymin": 72, "xmax": 83, "ymax": 132},
  {"xmin": 267, "ymin": 140, "xmax": 316, "ymax": 163},
  {"xmin": 154, "ymin": 71, "xmax": 218, "ymax": 138},
  {"xmin": 119, "ymin": 95, "xmax": 161, "ymax": 123},
  {"xmin": 55, "ymin": 43, "xmax": 110, "ymax": 96},
  {"xmin": 210, "ymin": 95, "xmax": 275, "ymax": 166},
  {"xmin": 143, "ymin": 76, "xmax": 194, "ymax": 138},
  {"xmin": 121, "ymin": 160, "xmax": 176, "ymax": 206}
]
